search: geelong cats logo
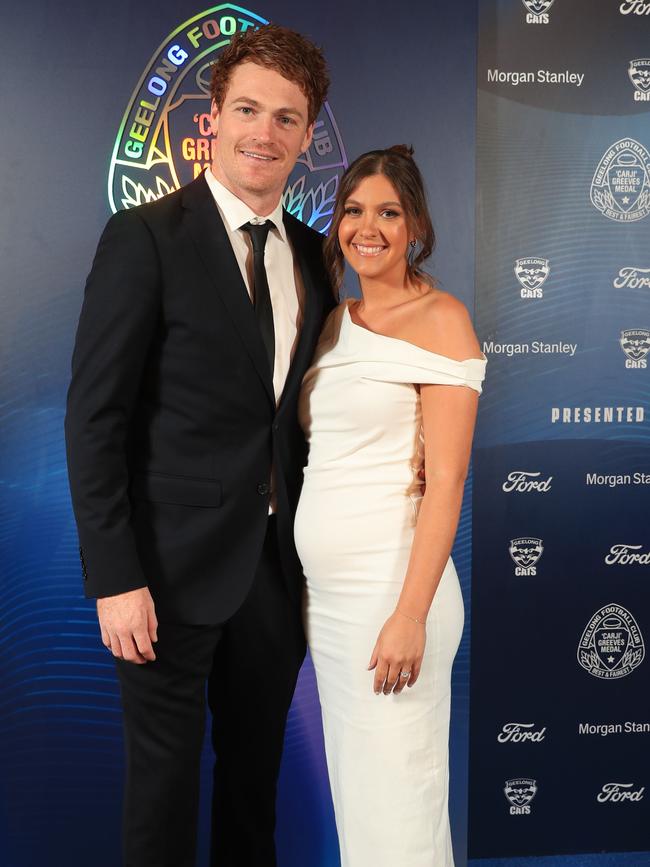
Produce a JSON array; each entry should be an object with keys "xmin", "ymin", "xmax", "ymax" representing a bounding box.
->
[
  {"xmin": 514, "ymin": 258, "xmax": 549, "ymax": 298},
  {"xmin": 577, "ymin": 604, "xmax": 645, "ymax": 680},
  {"xmin": 505, "ymin": 778, "xmax": 538, "ymax": 814},
  {"xmin": 620, "ymin": 329, "xmax": 650, "ymax": 368},
  {"xmin": 590, "ymin": 139, "xmax": 650, "ymax": 222},
  {"xmin": 629, "ymin": 59, "xmax": 650, "ymax": 101},
  {"xmin": 521, "ymin": 0, "xmax": 555, "ymax": 23},
  {"xmin": 509, "ymin": 538, "xmax": 544, "ymax": 575}
]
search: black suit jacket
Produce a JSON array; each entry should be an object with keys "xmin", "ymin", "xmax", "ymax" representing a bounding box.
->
[{"xmin": 65, "ymin": 173, "xmax": 335, "ymax": 624}]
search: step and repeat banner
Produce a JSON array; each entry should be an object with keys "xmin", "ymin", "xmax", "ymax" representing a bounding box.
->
[
  {"xmin": 470, "ymin": 0, "xmax": 650, "ymax": 861},
  {"xmin": 4, "ymin": 1, "xmax": 648, "ymax": 865},
  {"xmin": 1, "ymin": 3, "xmax": 478, "ymax": 865}
]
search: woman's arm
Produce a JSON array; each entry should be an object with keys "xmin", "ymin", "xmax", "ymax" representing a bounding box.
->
[
  {"xmin": 395, "ymin": 381, "xmax": 478, "ymax": 618},
  {"xmin": 368, "ymin": 294, "xmax": 481, "ymax": 694}
]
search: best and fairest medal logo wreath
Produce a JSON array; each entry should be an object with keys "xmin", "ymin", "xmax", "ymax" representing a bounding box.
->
[{"xmin": 108, "ymin": 5, "xmax": 347, "ymax": 233}]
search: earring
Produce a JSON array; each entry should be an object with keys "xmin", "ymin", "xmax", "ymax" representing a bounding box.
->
[{"xmin": 410, "ymin": 239, "xmax": 417, "ymax": 247}]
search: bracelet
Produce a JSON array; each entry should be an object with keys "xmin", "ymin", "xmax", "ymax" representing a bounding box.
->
[{"xmin": 396, "ymin": 608, "xmax": 425, "ymax": 625}]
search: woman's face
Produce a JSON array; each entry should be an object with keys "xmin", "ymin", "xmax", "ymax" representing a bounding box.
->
[{"xmin": 338, "ymin": 173, "xmax": 411, "ymax": 286}]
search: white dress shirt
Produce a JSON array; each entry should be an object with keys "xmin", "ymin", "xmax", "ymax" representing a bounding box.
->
[
  {"xmin": 204, "ymin": 168, "xmax": 304, "ymax": 512},
  {"xmin": 204, "ymin": 168, "xmax": 303, "ymax": 405}
]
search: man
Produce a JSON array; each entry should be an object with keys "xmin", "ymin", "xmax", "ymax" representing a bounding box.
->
[{"xmin": 65, "ymin": 25, "xmax": 334, "ymax": 867}]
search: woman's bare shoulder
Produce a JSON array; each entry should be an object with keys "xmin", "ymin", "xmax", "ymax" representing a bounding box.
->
[{"xmin": 404, "ymin": 290, "xmax": 483, "ymax": 361}]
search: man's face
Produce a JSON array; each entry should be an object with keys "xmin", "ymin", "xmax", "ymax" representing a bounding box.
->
[{"xmin": 210, "ymin": 62, "xmax": 314, "ymax": 206}]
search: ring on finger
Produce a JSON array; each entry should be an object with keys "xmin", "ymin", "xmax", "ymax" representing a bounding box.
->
[{"xmin": 400, "ymin": 671, "xmax": 410, "ymax": 679}]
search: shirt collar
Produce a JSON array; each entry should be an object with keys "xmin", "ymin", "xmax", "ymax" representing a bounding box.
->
[{"xmin": 204, "ymin": 168, "xmax": 287, "ymax": 243}]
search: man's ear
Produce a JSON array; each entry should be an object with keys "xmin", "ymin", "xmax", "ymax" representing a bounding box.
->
[
  {"xmin": 300, "ymin": 121, "xmax": 315, "ymax": 155},
  {"xmin": 210, "ymin": 98, "xmax": 220, "ymax": 136}
]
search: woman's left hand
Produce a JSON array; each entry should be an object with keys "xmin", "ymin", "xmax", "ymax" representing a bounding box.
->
[{"xmin": 368, "ymin": 612, "xmax": 426, "ymax": 695}]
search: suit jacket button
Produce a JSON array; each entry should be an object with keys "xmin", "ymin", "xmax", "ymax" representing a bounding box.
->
[
  {"xmin": 257, "ymin": 483, "xmax": 269, "ymax": 495},
  {"xmin": 272, "ymin": 422, "xmax": 279, "ymax": 432}
]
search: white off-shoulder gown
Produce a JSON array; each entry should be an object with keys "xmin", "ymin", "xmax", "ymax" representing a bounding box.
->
[{"xmin": 294, "ymin": 301, "xmax": 486, "ymax": 867}]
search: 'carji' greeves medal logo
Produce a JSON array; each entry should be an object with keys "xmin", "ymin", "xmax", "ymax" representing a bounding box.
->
[
  {"xmin": 509, "ymin": 538, "xmax": 544, "ymax": 575},
  {"xmin": 590, "ymin": 139, "xmax": 650, "ymax": 222},
  {"xmin": 505, "ymin": 779, "xmax": 537, "ymax": 814},
  {"xmin": 502, "ymin": 471, "xmax": 553, "ymax": 493},
  {"xmin": 629, "ymin": 60, "xmax": 650, "ymax": 101},
  {"xmin": 577, "ymin": 604, "xmax": 645, "ymax": 679},
  {"xmin": 108, "ymin": 6, "xmax": 348, "ymax": 233},
  {"xmin": 514, "ymin": 258, "xmax": 549, "ymax": 298},
  {"xmin": 620, "ymin": 329, "xmax": 650, "ymax": 368},
  {"xmin": 521, "ymin": 0, "xmax": 555, "ymax": 24}
]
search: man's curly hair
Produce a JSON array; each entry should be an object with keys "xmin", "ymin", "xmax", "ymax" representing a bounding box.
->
[{"xmin": 210, "ymin": 24, "xmax": 330, "ymax": 126}]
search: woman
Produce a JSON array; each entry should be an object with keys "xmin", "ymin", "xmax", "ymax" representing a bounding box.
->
[{"xmin": 294, "ymin": 145, "xmax": 486, "ymax": 866}]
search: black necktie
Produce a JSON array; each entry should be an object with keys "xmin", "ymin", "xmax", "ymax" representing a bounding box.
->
[{"xmin": 242, "ymin": 221, "xmax": 275, "ymax": 378}]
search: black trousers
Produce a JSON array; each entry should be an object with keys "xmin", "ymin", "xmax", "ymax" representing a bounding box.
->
[{"xmin": 115, "ymin": 518, "xmax": 306, "ymax": 867}]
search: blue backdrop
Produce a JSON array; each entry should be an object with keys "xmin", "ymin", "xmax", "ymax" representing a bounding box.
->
[
  {"xmin": 0, "ymin": 3, "xmax": 476, "ymax": 865},
  {"xmin": 470, "ymin": 0, "xmax": 650, "ymax": 864},
  {"xmin": 1, "ymin": 2, "xmax": 648, "ymax": 866}
]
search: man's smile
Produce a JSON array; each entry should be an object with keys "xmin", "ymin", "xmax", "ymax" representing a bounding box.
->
[{"xmin": 239, "ymin": 149, "xmax": 278, "ymax": 162}]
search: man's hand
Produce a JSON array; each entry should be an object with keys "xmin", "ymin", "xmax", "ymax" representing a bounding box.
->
[{"xmin": 97, "ymin": 587, "xmax": 158, "ymax": 664}]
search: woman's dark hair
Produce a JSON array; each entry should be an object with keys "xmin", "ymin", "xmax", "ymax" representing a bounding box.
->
[{"xmin": 323, "ymin": 145, "xmax": 435, "ymax": 297}]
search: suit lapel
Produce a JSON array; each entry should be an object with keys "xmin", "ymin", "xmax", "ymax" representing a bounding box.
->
[{"xmin": 181, "ymin": 175, "xmax": 275, "ymax": 407}]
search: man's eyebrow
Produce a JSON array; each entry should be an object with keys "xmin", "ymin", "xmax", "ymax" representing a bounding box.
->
[
  {"xmin": 230, "ymin": 97, "xmax": 262, "ymax": 108},
  {"xmin": 230, "ymin": 97, "xmax": 305, "ymax": 119},
  {"xmin": 275, "ymin": 107, "xmax": 304, "ymax": 118}
]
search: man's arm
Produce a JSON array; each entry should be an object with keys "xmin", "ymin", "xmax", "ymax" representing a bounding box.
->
[{"xmin": 65, "ymin": 208, "xmax": 161, "ymax": 661}]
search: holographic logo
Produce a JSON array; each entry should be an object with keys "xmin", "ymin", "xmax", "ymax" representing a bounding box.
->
[
  {"xmin": 590, "ymin": 138, "xmax": 650, "ymax": 222},
  {"xmin": 108, "ymin": 5, "xmax": 347, "ymax": 233}
]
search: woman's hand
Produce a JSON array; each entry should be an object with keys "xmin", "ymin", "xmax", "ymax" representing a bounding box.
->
[{"xmin": 367, "ymin": 611, "xmax": 426, "ymax": 694}]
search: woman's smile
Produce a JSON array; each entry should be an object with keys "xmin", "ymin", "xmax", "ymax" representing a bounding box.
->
[{"xmin": 351, "ymin": 242, "xmax": 387, "ymax": 257}]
